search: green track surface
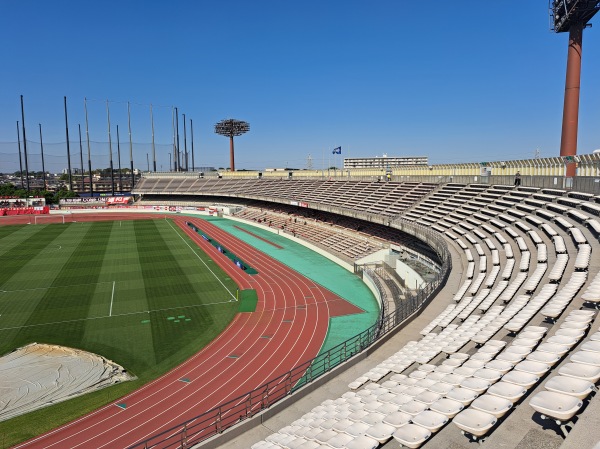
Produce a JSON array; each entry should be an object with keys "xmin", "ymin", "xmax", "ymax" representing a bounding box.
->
[
  {"xmin": 198, "ymin": 216, "xmax": 379, "ymax": 351},
  {"xmin": 0, "ymin": 219, "xmax": 239, "ymax": 445}
]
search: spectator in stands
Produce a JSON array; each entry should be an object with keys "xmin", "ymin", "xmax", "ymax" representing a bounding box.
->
[{"xmin": 514, "ymin": 171, "xmax": 521, "ymax": 186}]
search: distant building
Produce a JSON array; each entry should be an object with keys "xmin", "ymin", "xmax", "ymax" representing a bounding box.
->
[{"xmin": 343, "ymin": 154, "xmax": 428, "ymax": 170}]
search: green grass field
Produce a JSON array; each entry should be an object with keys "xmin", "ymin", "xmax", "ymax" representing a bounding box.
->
[{"xmin": 0, "ymin": 218, "xmax": 240, "ymax": 445}]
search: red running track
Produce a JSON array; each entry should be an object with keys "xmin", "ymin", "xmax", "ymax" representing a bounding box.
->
[{"xmin": 13, "ymin": 214, "xmax": 363, "ymax": 449}]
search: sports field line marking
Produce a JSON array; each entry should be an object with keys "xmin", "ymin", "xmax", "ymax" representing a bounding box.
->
[
  {"xmin": 0, "ymin": 280, "xmax": 115, "ymax": 295},
  {"xmin": 0, "ymin": 300, "xmax": 234, "ymax": 332},
  {"xmin": 109, "ymin": 281, "xmax": 116, "ymax": 317},
  {"xmin": 165, "ymin": 219, "xmax": 237, "ymax": 301}
]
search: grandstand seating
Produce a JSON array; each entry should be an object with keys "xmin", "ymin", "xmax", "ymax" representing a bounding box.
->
[{"xmin": 133, "ymin": 177, "xmax": 600, "ymax": 448}]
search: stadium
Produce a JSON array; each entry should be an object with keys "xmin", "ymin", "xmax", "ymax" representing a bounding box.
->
[{"xmin": 2, "ymin": 2, "xmax": 600, "ymax": 449}]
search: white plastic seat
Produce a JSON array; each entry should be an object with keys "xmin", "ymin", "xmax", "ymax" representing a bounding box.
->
[
  {"xmin": 471, "ymin": 394, "xmax": 513, "ymax": 418},
  {"xmin": 399, "ymin": 400, "xmax": 429, "ymax": 417},
  {"xmin": 411, "ymin": 410, "xmax": 449, "ymax": 433},
  {"xmin": 560, "ymin": 320, "xmax": 590, "ymax": 331},
  {"xmin": 344, "ymin": 435, "xmax": 379, "ymax": 449},
  {"xmin": 377, "ymin": 392, "xmax": 398, "ymax": 404},
  {"xmin": 348, "ymin": 410, "xmax": 370, "ymax": 423},
  {"xmin": 375, "ymin": 403, "xmax": 399, "ymax": 415},
  {"xmin": 302, "ymin": 427, "xmax": 325, "ymax": 441},
  {"xmin": 415, "ymin": 378, "xmax": 438, "ymax": 389},
  {"xmin": 427, "ymin": 382, "xmax": 454, "ymax": 395},
  {"xmin": 472, "ymin": 368, "xmax": 503, "ymax": 383},
  {"xmin": 544, "ymin": 375, "xmax": 595, "ymax": 400},
  {"xmin": 570, "ymin": 351, "xmax": 600, "ymax": 366},
  {"xmin": 504, "ymin": 345, "xmax": 532, "ymax": 356},
  {"xmin": 442, "ymin": 358, "xmax": 464, "ymax": 368},
  {"xmin": 485, "ymin": 359, "xmax": 514, "ymax": 374},
  {"xmin": 460, "ymin": 377, "xmax": 491, "ymax": 394},
  {"xmin": 414, "ymin": 391, "xmax": 441, "ymax": 406},
  {"xmin": 470, "ymin": 352, "xmax": 495, "ymax": 362},
  {"xmin": 409, "ymin": 370, "xmax": 429, "ymax": 380},
  {"xmin": 546, "ymin": 335, "xmax": 579, "ymax": 348},
  {"xmin": 363, "ymin": 400, "xmax": 384, "ymax": 413},
  {"xmin": 526, "ymin": 351, "xmax": 561, "ymax": 366},
  {"xmin": 453, "ymin": 409, "xmax": 497, "ymax": 438},
  {"xmin": 502, "ymin": 371, "xmax": 539, "ymax": 388},
  {"xmin": 332, "ymin": 419, "xmax": 355, "ymax": 433},
  {"xmin": 555, "ymin": 328, "xmax": 586, "ymax": 339},
  {"xmin": 349, "ymin": 377, "xmax": 369, "ymax": 390},
  {"xmin": 390, "ymin": 393, "xmax": 414, "ymax": 407},
  {"xmin": 429, "ymin": 397, "xmax": 464, "ymax": 418},
  {"xmin": 382, "ymin": 411, "xmax": 412, "ymax": 428},
  {"xmin": 495, "ymin": 351, "xmax": 526, "ymax": 363},
  {"xmin": 319, "ymin": 418, "xmax": 339, "ymax": 430},
  {"xmin": 529, "ymin": 391, "xmax": 583, "ymax": 422},
  {"xmin": 325, "ymin": 433, "xmax": 354, "ymax": 449},
  {"xmin": 581, "ymin": 340, "xmax": 600, "ymax": 353},
  {"xmin": 359, "ymin": 412, "xmax": 385, "ymax": 427},
  {"xmin": 344, "ymin": 421, "xmax": 371, "ymax": 437},
  {"xmin": 558, "ymin": 362, "xmax": 600, "ymax": 383},
  {"xmin": 487, "ymin": 381, "xmax": 527, "ymax": 403},
  {"xmin": 403, "ymin": 386, "xmax": 427, "ymax": 398},
  {"xmin": 514, "ymin": 360, "xmax": 551, "ymax": 376},
  {"xmin": 511, "ymin": 337, "xmax": 540, "ymax": 349},
  {"xmin": 364, "ymin": 422, "xmax": 396, "ymax": 444},
  {"xmin": 392, "ymin": 423, "xmax": 432, "ymax": 448},
  {"xmin": 454, "ymin": 366, "xmax": 479, "ymax": 377},
  {"xmin": 445, "ymin": 387, "xmax": 479, "ymax": 406},
  {"xmin": 440, "ymin": 373, "xmax": 467, "ymax": 387},
  {"xmin": 536, "ymin": 342, "xmax": 571, "ymax": 356},
  {"xmin": 313, "ymin": 429, "xmax": 339, "ymax": 444}
]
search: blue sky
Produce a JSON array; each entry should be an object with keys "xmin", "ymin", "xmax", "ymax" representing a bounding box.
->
[{"xmin": 0, "ymin": 1, "xmax": 599, "ymax": 173}]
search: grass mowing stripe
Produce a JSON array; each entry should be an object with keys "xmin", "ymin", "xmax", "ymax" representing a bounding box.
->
[
  {"xmin": 134, "ymin": 220, "xmax": 214, "ymax": 363},
  {"xmin": 165, "ymin": 219, "xmax": 237, "ymax": 300},
  {"xmin": 11, "ymin": 222, "xmax": 114, "ymax": 349},
  {"xmin": 0, "ymin": 225, "xmax": 71, "ymax": 286},
  {"xmin": 0, "ymin": 225, "xmax": 24, "ymax": 244}
]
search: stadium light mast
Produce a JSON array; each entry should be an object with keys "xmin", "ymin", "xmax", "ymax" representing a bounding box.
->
[
  {"xmin": 550, "ymin": 0, "xmax": 599, "ymax": 177},
  {"xmin": 214, "ymin": 119, "xmax": 250, "ymax": 172}
]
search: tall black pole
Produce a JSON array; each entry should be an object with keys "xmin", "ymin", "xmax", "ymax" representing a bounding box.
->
[
  {"xmin": 64, "ymin": 96, "xmax": 73, "ymax": 191},
  {"xmin": 117, "ymin": 125, "xmax": 123, "ymax": 191},
  {"xmin": 39, "ymin": 124, "xmax": 47, "ymax": 191},
  {"xmin": 190, "ymin": 119, "xmax": 195, "ymax": 172},
  {"xmin": 183, "ymin": 113, "xmax": 188, "ymax": 171},
  {"xmin": 146, "ymin": 153, "xmax": 149, "ymax": 172},
  {"xmin": 175, "ymin": 107, "xmax": 180, "ymax": 172},
  {"xmin": 20, "ymin": 95, "xmax": 30, "ymax": 192},
  {"xmin": 84, "ymin": 97, "xmax": 93, "ymax": 196},
  {"xmin": 128, "ymin": 101, "xmax": 134, "ymax": 189},
  {"xmin": 150, "ymin": 104, "xmax": 156, "ymax": 172},
  {"xmin": 106, "ymin": 100, "xmax": 115, "ymax": 195},
  {"xmin": 78, "ymin": 124, "xmax": 85, "ymax": 193},
  {"xmin": 171, "ymin": 107, "xmax": 177, "ymax": 172},
  {"xmin": 17, "ymin": 121, "xmax": 24, "ymax": 189}
]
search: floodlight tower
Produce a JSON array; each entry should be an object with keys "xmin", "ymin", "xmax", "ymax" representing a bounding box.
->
[
  {"xmin": 550, "ymin": 0, "xmax": 599, "ymax": 176},
  {"xmin": 214, "ymin": 119, "xmax": 250, "ymax": 171}
]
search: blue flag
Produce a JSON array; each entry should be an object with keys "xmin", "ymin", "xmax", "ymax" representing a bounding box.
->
[{"xmin": 332, "ymin": 146, "xmax": 342, "ymax": 154}]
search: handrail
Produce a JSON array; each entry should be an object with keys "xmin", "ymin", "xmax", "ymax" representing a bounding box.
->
[{"xmin": 127, "ymin": 219, "xmax": 451, "ymax": 449}]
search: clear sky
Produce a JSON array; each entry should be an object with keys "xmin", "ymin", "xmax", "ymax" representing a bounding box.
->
[{"xmin": 0, "ymin": 1, "xmax": 599, "ymax": 173}]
